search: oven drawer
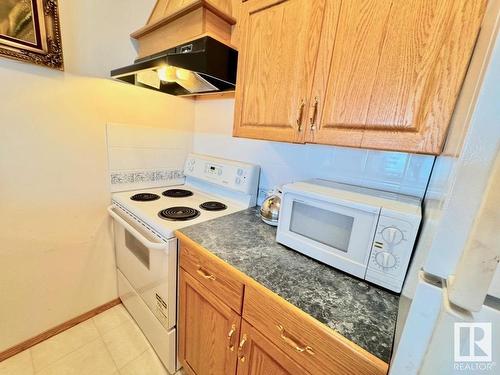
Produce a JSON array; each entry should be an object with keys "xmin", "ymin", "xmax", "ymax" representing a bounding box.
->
[
  {"xmin": 117, "ymin": 270, "xmax": 178, "ymax": 374},
  {"xmin": 243, "ymin": 284, "xmax": 388, "ymax": 375},
  {"xmin": 179, "ymin": 241, "xmax": 244, "ymax": 313}
]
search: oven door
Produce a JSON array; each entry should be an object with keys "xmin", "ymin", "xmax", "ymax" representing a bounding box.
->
[
  {"xmin": 108, "ymin": 205, "xmax": 177, "ymax": 330},
  {"xmin": 276, "ymin": 193, "xmax": 380, "ymax": 279}
]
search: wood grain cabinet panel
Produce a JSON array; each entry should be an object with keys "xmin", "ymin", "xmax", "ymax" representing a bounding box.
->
[
  {"xmin": 233, "ymin": 0, "xmax": 486, "ymax": 154},
  {"xmin": 180, "ymin": 243, "xmax": 245, "ymax": 313},
  {"xmin": 133, "ymin": 0, "xmax": 235, "ymax": 58},
  {"xmin": 150, "ymin": 0, "xmax": 232, "ymax": 22},
  {"xmin": 307, "ymin": 0, "xmax": 487, "ymax": 154},
  {"xmin": 233, "ymin": 0, "xmax": 325, "ymax": 143},
  {"xmin": 179, "ymin": 269, "xmax": 241, "ymax": 375},
  {"xmin": 236, "ymin": 320, "xmax": 310, "ymax": 375},
  {"xmin": 243, "ymin": 284, "xmax": 388, "ymax": 375}
]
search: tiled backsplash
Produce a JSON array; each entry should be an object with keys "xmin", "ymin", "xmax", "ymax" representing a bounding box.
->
[
  {"xmin": 106, "ymin": 123, "xmax": 191, "ymax": 192},
  {"xmin": 194, "ymin": 99, "xmax": 435, "ymax": 204},
  {"xmin": 110, "ymin": 169, "xmax": 185, "ymax": 189},
  {"xmin": 106, "ymin": 102, "xmax": 435, "ymax": 202}
]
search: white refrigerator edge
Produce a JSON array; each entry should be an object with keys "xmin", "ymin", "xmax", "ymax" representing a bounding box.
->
[{"xmin": 390, "ymin": 2, "xmax": 500, "ymax": 374}]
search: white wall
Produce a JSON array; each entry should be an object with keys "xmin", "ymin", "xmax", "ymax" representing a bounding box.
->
[
  {"xmin": 193, "ymin": 98, "xmax": 435, "ymax": 204},
  {"xmin": 0, "ymin": 0, "xmax": 195, "ymax": 351}
]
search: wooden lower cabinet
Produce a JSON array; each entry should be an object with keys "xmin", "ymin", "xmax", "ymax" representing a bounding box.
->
[
  {"xmin": 243, "ymin": 284, "xmax": 387, "ymax": 375},
  {"xmin": 180, "ymin": 242, "xmax": 245, "ymax": 312},
  {"xmin": 237, "ymin": 320, "xmax": 310, "ymax": 375},
  {"xmin": 179, "ymin": 269, "xmax": 241, "ymax": 375},
  {"xmin": 177, "ymin": 235, "xmax": 388, "ymax": 375},
  {"xmin": 178, "ymin": 267, "xmax": 310, "ymax": 375}
]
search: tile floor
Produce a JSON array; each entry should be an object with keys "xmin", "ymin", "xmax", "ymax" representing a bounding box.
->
[{"xmin": 0, "ymin": 304, "xmax": 183, "ymax": 375}]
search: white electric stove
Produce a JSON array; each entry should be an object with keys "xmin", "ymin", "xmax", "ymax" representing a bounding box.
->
[{"xmin": 108, "ymin": 153, "xmax": 260, "ymax": 374}]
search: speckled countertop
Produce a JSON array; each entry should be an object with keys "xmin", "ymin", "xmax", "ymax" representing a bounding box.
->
[{"xmin": 178, "ymin": 207, "xmax": 399, "ymax": 362}]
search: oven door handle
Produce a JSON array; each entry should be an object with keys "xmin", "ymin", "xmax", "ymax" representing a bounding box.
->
[{"xmin": 107, "ymin": 205, "xmax": 169, "ymax": 251}]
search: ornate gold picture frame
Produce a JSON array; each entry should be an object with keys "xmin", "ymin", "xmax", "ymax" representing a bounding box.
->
[{"xmin": 0, "ymin": 0, "xmax": 63, "ymax": 70}]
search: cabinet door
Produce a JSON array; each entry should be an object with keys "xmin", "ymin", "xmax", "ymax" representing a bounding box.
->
[
  {"xmin": 307, "ymin": 0, "xmax": 486, "ymax": 154},
  {"xmin": 233, "ymin": 0, "xmax": 325, "ymax": 143},
  {"xmin": 179, "ymin": 269, "xmax": 241, "ymax": 375},
  {"xmin": 237, "ymin": 320, "xmax": 310, "ymax": 375}
]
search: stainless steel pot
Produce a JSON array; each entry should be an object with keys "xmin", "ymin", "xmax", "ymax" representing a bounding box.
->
[{"xmin": 260, "ymin": 189, "xmax": 282, "ymax": 226}]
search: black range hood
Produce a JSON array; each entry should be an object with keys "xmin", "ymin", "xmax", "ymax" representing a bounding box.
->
[{"xmin": 110, "ymin": 36, "xmax": 238, "ymax": 96}]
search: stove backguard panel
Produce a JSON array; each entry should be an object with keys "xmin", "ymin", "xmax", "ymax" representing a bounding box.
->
[{"xmin": 106, "ymin": 123, "xmax": 193, "ymax": 192}]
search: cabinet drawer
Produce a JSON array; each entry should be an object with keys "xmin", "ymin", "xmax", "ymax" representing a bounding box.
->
[
  {"xmin": 243, "ymin": 284, "xmax": 388, "ymax": 375},
  {"xmin": 180, "ymin": 241, "xmax": 244, "ymax": 313}
]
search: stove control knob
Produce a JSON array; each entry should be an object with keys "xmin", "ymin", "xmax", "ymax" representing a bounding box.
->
[
  {"xmin": 237, "ymin": 168, "xmax": 244, "ymax": 176},
  {"xmin": 381, "ymin": 227, "xmax": 403, "ymax": 245},
  {"xmin": 375, "ymin": 252, "xmax": 397, "ymax": 269},
  {"xmin": 235, "ymin": 177, "xmax": 241, "ymax": 185}
]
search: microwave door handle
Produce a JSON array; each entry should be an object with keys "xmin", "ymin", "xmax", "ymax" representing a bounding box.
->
[
  {"xmin": 107, "ymin": 205, "xmax": 169, "ymax": 251},
  {"xmin": 447, "ymin": 154, "xmax": 500, "ymax": 312}
]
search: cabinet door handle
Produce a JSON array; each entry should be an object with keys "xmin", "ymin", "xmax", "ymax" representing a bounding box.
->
[
  {"xmin": 277, "ymin": 324, "xmax": 315, "ymax": 355},
  {"xmin": 309, "ymin": 97, "xmax": 319, "ymax": 131},
  {"xmin": 227, "ymin": 324, "xmax": 237, "ymax": 351},
  {"xmin": 238, "ymin": 334, "xmax": 248, "ymax": 362},
  {"xmin": 297, "ymin": 100, "xmax": 305, "ymax": 131},
  {"xmin": 196, "ymin": 266, "xmax": 216, "ymax": 280}
]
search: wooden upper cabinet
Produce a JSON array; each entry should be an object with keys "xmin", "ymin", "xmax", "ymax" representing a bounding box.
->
[
  {"xmin": 306, "ymin": 0, "xmax": 487, "ymax": 154},
  {"xmin": 233, "ymin": 0, "xmax": 486, "ymax": 154},
  {"xmin": 179, "ymin": 269, "xmax": 241, "ymax": 375},
  {"xmin": 237, "ymin": 320, "xmax": 310, "ymax": 375},
  {"xmin": 233, "ymin": 0, "xmax": 325, "ymax": 143}
]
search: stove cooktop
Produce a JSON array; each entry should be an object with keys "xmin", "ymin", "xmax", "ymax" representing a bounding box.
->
[{"xmin": 111, "ymin": 185, "xmax": 246, "ymax": 239}]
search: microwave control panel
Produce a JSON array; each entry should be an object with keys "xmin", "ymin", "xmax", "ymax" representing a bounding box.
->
[{"xmin": 365, "ymin": 212, "xmax": 421, "ymax": 293}]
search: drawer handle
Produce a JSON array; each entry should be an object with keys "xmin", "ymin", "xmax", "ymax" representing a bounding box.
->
[
  {"xmin": 227, "ymin": 324, "xmax": 237, "ymax": 351},
  {"xmin": 277, "ymin": 324, "xmax": 315, "ymax": 355},
  {"xmin": 196, "ymin": 266, "xmax": 216, "ymax": 281}
]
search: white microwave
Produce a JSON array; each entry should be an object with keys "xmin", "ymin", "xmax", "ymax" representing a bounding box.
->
[{"xmin": 276, "ymin": 179, "xmax": 422, "ymax": 292}]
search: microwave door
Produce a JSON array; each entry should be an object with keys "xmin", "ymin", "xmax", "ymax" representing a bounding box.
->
[{"xmin": 277, "ymin": 195, "xmax": 380, "ymax": 279}]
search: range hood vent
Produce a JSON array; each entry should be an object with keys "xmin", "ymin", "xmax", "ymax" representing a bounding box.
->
[{"xmin": 110, "ymin": 36, "xmax": 238, "ymax": 96}]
